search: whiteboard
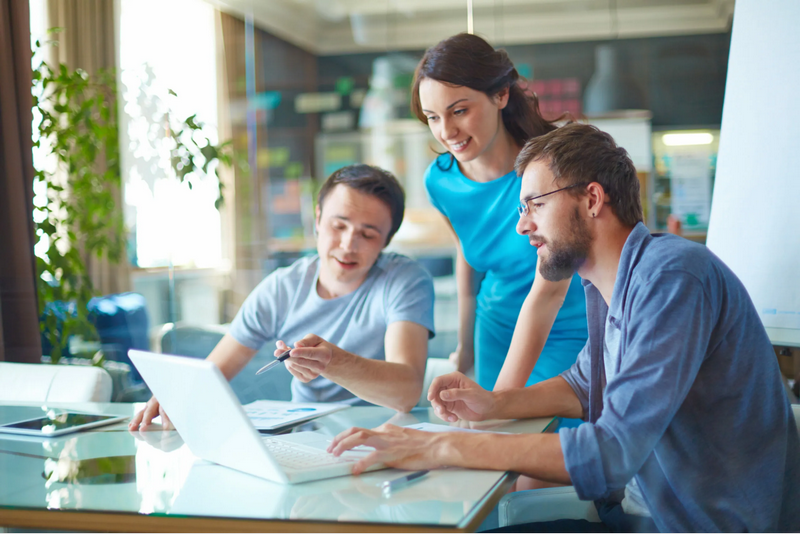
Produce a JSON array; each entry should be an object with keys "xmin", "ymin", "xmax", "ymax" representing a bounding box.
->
[{"xmin": 706, "ymin": 0, "xmax": 800, "ymax": 347}]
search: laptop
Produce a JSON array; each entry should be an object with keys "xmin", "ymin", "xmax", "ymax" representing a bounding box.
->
[{"xmin": 128, "ymin": 349, "xmax": 386, "ymax": 484}]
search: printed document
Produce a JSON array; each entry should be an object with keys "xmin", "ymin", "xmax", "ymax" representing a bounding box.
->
[{"xmin": 243, "ymin": 400, "xmax": 349, "ymax": 431}]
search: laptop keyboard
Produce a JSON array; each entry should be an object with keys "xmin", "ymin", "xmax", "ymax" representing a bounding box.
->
[{"xmin": 262, "ymin": 437, "xmax": 357, "ymax": 470}]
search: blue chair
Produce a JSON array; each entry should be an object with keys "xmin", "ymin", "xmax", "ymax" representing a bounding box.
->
[{"xmin": 88, "ymin": 292, "xmax": 150, "ymax": 380}]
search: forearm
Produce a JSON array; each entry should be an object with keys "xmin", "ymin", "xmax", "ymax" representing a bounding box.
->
[
  {"xmin": 457, "ymin": 298, "xmax": 476, "ymax": 357},
  {"xmin": 437, "ymin": 432, "xmax": 570, "ymax": 484},
  {"xmin": 455, "ymin": 249, "xmax": 477, "ymax": 371},
  {"xmin": 206, "ymin": 334, "xmax": 257, "ymax": 380},
  {"xmin": 494, "ymin": 278, "xmax": 570, "ymax": 390},
  {"xmin": 323, "ymin": 348, "xmax": 422, "ymax": 412},
  {"xmin": 492, "ymin": 376, "xmax": 584, "ymax": 420}
]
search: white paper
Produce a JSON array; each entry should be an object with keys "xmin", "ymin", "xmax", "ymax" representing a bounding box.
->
[
  {"xmin": 243, "ymin": 400, "xmax": 348, "ymax": 431},
  {"xmin": 670, "ymin": 153, "xmax": 712, "ymax": 228}
]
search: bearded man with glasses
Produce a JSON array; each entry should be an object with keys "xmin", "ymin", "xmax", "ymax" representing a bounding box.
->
[{"xmin": 329, "ymin": 123, "xmax": 800, "ymax": 533}]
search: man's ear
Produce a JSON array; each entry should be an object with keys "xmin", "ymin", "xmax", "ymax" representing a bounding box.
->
[
  {"xmin": 314, "ymin": 204, "xmax": 321, "ymax": 235},
  {"xmin": 585, "ymin": 182, "xmax": 607, "ymax": 218}
]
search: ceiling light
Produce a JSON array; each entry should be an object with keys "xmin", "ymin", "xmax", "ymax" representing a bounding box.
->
[{"xmin": 662, "ymin": 133, "xmax": 714, "ymax": 146}]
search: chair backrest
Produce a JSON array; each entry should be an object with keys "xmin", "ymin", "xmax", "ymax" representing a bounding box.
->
[
  {"xmin": 88, "ymin": 292, "xmax": 150, "ymax": 378},
  {"xmin": 159, "ymin": 324, "xmax": 293, "ymax": 404},
  {"xmin": 0, "ymin": 362, "xmax": 112, "ymax": 403},
  {"xmin": 418, "ymin": 358, "xmax": 457, "ymax": 407},
  {"xmin": 792, "ymin": 404, "xmax": 800, "ymax": 436}
]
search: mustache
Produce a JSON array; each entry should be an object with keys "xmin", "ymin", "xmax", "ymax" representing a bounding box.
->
[{"xmin": 529, "ymin": 234, "xmax": 547, "ymax": 244}]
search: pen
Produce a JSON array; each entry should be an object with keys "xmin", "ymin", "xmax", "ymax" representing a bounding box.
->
[
  {"xmin": 255, "ymin": 349, "xmax": 292, "ymax": 375},
  {"xmin": 380, "ymin": 470, "xmax": 429, "ymax": 496}
]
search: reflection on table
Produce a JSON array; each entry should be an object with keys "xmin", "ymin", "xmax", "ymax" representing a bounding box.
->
[{"xmin": 0, "ymin": 402, "xmax": 554, "ymax": 532}]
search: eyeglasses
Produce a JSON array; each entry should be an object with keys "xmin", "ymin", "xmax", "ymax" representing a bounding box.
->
[{"xmin": 517, "ymin": 183, "xmax": 588, "ymax": 217}]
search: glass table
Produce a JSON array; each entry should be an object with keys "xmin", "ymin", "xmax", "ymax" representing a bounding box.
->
[{"xmin": 0, "ymin": 402, "xmax": 555, "ymax": 532}]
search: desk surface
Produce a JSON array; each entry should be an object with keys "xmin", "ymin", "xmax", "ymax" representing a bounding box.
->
[{"xmin": 0, "ymin": 402, "xmax": 554, "ymax": 532}]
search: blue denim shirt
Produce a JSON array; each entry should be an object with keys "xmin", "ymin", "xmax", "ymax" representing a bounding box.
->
[{"xmin": 559, "ymin": 223, "xmax": 800, "ymax": 532}]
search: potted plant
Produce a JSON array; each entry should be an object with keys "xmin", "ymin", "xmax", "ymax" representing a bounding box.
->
[{"xmin": 32, "ymin": 33, "xmax": 241, "ymax": 394}]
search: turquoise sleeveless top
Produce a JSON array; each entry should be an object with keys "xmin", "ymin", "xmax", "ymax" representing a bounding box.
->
[{"xmin": 425, "ymin": 154, "xmax": 588, "ymax": 389}]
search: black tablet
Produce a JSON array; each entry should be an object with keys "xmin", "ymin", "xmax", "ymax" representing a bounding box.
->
[{"xmin": 0, "ymin": 412, "xmax": 128, "ymax": 437}]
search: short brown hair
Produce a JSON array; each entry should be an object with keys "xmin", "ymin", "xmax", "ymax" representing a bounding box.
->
[
  {"xmin": 514, "ymin": 123, "xmax": 643, "ymax": 226},
  {"xmin": 317, "ymin": 164, "xmax": 405, "ymax": 245}
]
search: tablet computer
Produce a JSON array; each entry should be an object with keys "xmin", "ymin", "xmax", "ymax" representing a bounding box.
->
[{"xmin": 0, "ymin": 412, "xmax": 128, "ymax": 437}]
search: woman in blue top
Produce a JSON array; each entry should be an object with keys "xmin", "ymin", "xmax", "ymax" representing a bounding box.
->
[{"xmin": 411, "ymin": 33, "xmax": 588, "ymax": 392}]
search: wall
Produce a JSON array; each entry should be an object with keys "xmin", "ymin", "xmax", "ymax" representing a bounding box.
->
[{"xmin": 317, "ymin": 32, "xmax": 731, "ymax": 128}]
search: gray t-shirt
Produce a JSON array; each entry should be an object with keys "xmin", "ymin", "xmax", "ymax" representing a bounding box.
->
[{"xmin": 229, "ymin": 252, "xmax": 435, "ymax": 405}]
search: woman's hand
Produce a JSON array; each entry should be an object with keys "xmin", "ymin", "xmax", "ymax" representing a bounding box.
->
[{"xmin": 448, "ymin": 344, "xmax": 474, "ymax": 374}]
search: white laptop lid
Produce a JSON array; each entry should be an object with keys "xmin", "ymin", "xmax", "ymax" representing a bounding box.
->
[{"xmin": 128, "ymin": 350, "xmax": 288, "ymax": 483}]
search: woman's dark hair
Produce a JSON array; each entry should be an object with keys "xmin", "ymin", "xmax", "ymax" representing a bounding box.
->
[
  {"xmin": 317, "ymin": 164, "xmax": 405, "ymax": 246},
  {"xmin": 411, "ymin": 33, "xmax": 559, "ymax": 153}
]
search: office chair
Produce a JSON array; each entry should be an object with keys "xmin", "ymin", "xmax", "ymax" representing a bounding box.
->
[{"xmin": 159, "ymin": 323, "xmax": 293, "ymax": 404}]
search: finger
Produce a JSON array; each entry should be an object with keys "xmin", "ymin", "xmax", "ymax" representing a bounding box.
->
[
  {"xmin": 427, "ymin": 372, "xmax": 461, "ymax": 401},
  {"xmin": 427, "ymin": 375, "xmax": 449, "ymax": 401},
  {"xmin": 140, "ymin": 399, "xmax": 160, "ymax": 428},
  {"xmin": 430, "ymin": 390, "xmax": 460, "ymax": 421},
  {"xmin": 285, "ymin": 357, "xmax": 324, "ymax": 375},
  {"xmin": 285, "ymin": 362, "xmax": 314, "ymax": 382},
  {"xmin": 290, "ymin": 360, "xmax": 320, "ymax": 382},
  {"xmin": 159, "ymin": 406, "xmax": 174, "ymax": 430},
  {"xmin": 288, "ymin": 346, "xmax": 329, "ymax": 362},
  {"xmin": 286, "ymin": 353, "xmax": 327, "ymax": 372},
  {"xmin": 129, "ymin": 408, "xmax": 144, "ymax": 429},
  {"xmin": 432, "ymin": 402, "xmax": 459, "ymax": 423},
  {"xmin": 275, "ymin": 340, "xmax": 290, "ymax": 355},
  {"xmin": 352, "ymin": 450, "xmax": 383, "ymax": 476},
  {"xmin": 439, "ymin": 387, "xmax": 471, "ymax": 402},
  {"xmin": 294, "ymin": 333, "xmax": 322, "ymax": 348},
  {"xmin": 430, "ymin": 396, "xmax": 459, "ymax": 423},
  {"xmin": 331, "ymin": 429, "xmax": 376, "ymax": 456},
  {"xmin": 328, "ymin": 427, "xmax": 363, "ymax": 452},
  {"xmin": 130, "ymin": 397, "xmax": 158, "ymax": 429}
]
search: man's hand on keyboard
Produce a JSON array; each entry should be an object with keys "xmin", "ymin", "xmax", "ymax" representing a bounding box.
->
[{"xmin": 327, "ymin": 423, "xmax": 444, "ymax": 475}]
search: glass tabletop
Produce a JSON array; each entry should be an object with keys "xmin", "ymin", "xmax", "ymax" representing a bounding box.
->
[{"xmin": 0, "ymin": 402, "xmax": 555, "ymax": 532}]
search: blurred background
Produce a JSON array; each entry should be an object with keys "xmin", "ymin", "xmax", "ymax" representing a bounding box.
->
[{"xmin": 22, "ymin": 0, "xmax": 737, "ymax": 397}]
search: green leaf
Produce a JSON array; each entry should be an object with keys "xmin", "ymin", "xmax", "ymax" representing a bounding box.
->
[{"xmin": 184, "ymin": 114, "xmax": 201, "ymax": 130}]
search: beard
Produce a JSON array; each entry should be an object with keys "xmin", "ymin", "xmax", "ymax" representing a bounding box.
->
[{"xmin": 537, "ymin": 207, "xmax": 592, "ymax": 282}]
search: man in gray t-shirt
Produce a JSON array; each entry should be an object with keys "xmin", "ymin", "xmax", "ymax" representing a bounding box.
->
[
  {"xmin": 229, "ymin": 251, "xmax": 433, "ymax": 405},
  {"xmin": 131, "ymin": 165, "xmax": 435, "ymax": 428}
]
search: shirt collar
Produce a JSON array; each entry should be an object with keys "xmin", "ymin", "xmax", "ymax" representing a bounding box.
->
[{"xmin": 580, "ymin": 222, "xmax": 651, "ymax": 318}]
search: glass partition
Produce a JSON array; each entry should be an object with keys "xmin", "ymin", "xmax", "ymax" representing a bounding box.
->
[{"xmin": 28, "ymin": 0, "xmax": 733, "ymax": 396}]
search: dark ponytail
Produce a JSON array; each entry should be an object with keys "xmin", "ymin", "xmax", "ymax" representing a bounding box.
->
[{"xmin": 411, "ymin": 33, "xmax": 559, "ymax": 150}]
